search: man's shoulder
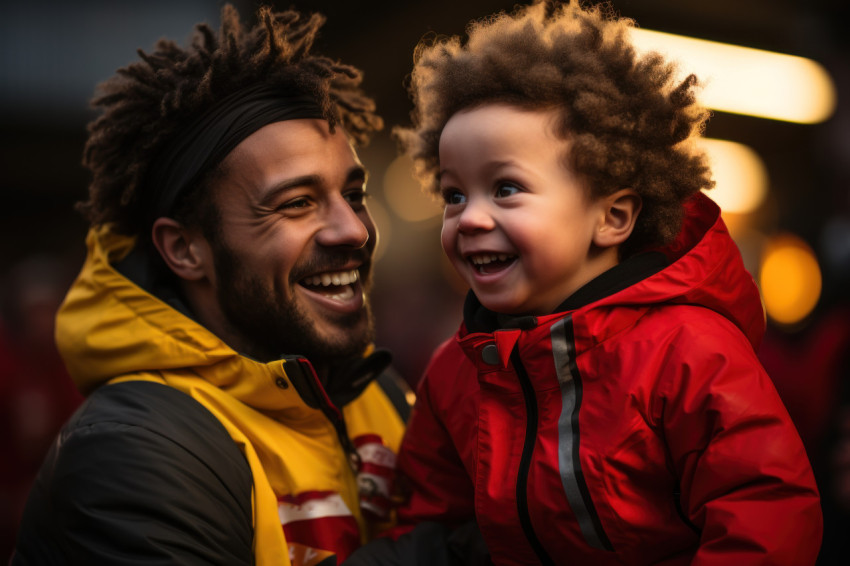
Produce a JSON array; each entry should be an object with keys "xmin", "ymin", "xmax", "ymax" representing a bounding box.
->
[
  {"xmin": 13, "ymin": 380, "xmax": 254, "ymax": 565},
  {"xmin": 74, "ymin": 380, "xmax": 231, "ymax": 442},
  {"xmin": 65, "ymin": 380, "xmax": 251, "ymax": 486},
  {"xmin": 375, "ymin": 368, "xmax": 413, "ymax": 423}
]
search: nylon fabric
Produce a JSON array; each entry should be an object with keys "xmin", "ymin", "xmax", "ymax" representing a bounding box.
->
[
  {"xmin": 395, "ymin": 193, "xmax": 822, "ymax": 565},
  {"xmin": 52, "ymin": 225, "xmax": 407, "ymax": 565}
]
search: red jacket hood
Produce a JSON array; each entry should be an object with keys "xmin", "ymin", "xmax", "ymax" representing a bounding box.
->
[
  {"xmin": 462, "ymin": 192, "xmax": 766, "ymax": 352},
  {"xmin": 598, "ymin": 192, "xmax": 765, "ymax": 350}
]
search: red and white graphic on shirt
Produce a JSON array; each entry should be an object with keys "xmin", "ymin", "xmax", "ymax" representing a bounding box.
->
[
  {"xmin": 278, "ymin": 490, "xmax": 360, "ymax": 565},
  {"xmin": 353, "ymin": 434, "xmax": 397, "ymax": 521}
]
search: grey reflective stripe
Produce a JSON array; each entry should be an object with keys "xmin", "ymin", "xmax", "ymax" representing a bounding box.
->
[{"xmin": 550, "ymin": 317, "xmax": 611, "ymax": 550}]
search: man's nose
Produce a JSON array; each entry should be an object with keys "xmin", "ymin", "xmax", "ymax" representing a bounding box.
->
[{"xmin": 317, "ymin": 196, "xmax": 370, "ymax": 248}]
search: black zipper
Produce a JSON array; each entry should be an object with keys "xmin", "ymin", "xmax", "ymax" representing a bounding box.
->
[{"xmin": 511, "ymin": 349, "xmax": 556, "ymax": 566}]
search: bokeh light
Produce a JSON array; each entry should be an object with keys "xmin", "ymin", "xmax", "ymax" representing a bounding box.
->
[
  {"xmin": 631, "ymin": 28, "xmax": 836, "ymax": 124},
  {"xmin": 759, "ymin": 233, "xmax": 822, "ymax": 326},
  {"xmin": 366, "ymin": 196, "xmax": 391, "ymax": 263},
  {"xmin": 382, "ymin": 154, "xmax": 442, "ymax": 222},
  {"xmin": 699, "ymin": 138, "xmax": 768, "ymax": 214}
]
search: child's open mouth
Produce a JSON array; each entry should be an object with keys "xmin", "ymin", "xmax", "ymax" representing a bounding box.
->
[{"xmin": 469, "ymin": 253, "xmax": 517, "ymax": 275}]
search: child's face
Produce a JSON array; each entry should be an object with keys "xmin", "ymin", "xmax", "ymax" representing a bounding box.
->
[{"xmin": 438, "ymin": 103, "xmax": 611, "ymax": 315}]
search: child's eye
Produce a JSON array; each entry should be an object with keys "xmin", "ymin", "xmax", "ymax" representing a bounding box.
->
[
  {"xmin": 495, "ymin": 183, "xmax": 521, "ymax": 198},
  {"xmin": 441, "ymin": 188, "xmax": 466, "ymax": 205}
]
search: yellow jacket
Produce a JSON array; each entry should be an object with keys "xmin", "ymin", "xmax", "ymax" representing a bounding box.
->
[{"xmin": 54, "ymin": 226, "xmax": 408, "ymax": 566}]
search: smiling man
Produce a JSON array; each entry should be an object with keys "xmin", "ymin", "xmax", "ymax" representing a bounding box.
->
[{"xmin": 12, "ymin": 5, "xmax": 409, "ymax": 566}]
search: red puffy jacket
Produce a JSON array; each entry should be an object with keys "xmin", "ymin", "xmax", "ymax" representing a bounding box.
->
[{"xmin": 395, "ymin": 194, "xmax": 822, "ymax": 565}]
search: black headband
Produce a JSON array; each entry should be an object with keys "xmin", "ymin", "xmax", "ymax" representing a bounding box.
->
[{"xmin": 142, "ymin": 83, "xmax": 326, "ymax": 226}]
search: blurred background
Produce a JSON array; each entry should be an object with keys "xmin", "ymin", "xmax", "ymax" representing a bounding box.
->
[{"xmin": 1, "ymin": 0, "xmax": 848, "ymax": 562}]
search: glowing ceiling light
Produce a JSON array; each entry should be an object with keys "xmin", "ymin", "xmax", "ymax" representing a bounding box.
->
[
  {"xmin": 759, "ymin": 233, "xmax": 822, "ymax": 326},
  {"xmin": 630, "ymin": 28, "xmax": 836, "ymax": 124},
  {"xmin": 699, "ymin": 138, "xmax": 768, "ymax": 214}
]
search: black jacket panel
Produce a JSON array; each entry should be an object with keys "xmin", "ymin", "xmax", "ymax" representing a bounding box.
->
[{"xmin": 12, "ymin": 380, "xmax": 254, "ymax": 565}]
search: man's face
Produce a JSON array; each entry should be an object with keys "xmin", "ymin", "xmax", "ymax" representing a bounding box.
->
[{"xmin": 207, "ymin": 119, "xmax": 377, "ymax": 363}]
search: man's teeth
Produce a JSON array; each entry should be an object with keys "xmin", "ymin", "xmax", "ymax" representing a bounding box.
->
[
  {"xmin": 303, "ymin": 269, "xmax": 359, "ymax": 287},
  {"xmin": 327, "ymin": 286, "xmax": 355, "ymax": 301},
  {"xmin": 470, "ymin": 253, "xmax": 513, "ymax": 266}
]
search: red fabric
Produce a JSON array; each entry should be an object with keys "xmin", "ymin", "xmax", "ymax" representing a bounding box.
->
[
  {"xmin": 277, "ymin": 491, "xmax": 361, "ymax": 562},
  {"xmin": 395, "ymin": 194, "xmax": 822, "ymax": 565},
  {"xmin": 0, "ymin": 323, "xmax": 83, "ymax": 560},
  {"xmin": 759, "ymin": 307, "xmax": 850, "ymax": 463}
]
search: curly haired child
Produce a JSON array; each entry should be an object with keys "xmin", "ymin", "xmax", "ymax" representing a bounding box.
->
[{"xmin": 358, "ymin": 1, "xmax": 823, "ymax": 564}]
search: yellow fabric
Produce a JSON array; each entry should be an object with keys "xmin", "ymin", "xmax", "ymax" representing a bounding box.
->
[{"xmin": 56, "ymin": 226, "xmax": 407, "ymax": 566}]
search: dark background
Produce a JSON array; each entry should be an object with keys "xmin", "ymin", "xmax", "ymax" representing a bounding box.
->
[{"xmin": 2, "ymin": 0, "xmax": 849, "ymax": 562}]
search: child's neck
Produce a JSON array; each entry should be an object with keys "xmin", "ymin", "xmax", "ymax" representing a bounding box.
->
[{"xmin": 463, "ymin": 251, "xmax": 670, "ymax": 333}]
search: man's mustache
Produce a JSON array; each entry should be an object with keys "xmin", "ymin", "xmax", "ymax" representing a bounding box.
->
[{"xmin": 289, "ymin": 248, "xmax": 372, "ymax": 283}]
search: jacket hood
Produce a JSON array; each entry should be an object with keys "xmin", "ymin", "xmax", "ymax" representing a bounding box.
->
[
  {"xmin": 463, "ymin": 193, "xmax": 766, "ymax": 350},
  {"xmin": 55, "ymin": 226, "xmax": 386, "ymax": 410}
]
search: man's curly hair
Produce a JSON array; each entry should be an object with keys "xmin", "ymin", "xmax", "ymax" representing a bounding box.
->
[
  {"xmin": 79, "ymin": 3, "xmax": 383, "ymax": 237},
  {"xmin": 396, "ymin": 0, "xmax": 714, "ymax": 256}
]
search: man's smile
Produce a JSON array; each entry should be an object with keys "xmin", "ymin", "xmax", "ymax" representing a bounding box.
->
[{"xmin": 298, "ymin": 268, "xmax": 364, "ymax": 307}]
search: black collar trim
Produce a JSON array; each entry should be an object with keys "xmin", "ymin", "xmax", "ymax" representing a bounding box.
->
[{"xmin": 464, "ymin": 251, "xmax": 669, "ymax": 333}]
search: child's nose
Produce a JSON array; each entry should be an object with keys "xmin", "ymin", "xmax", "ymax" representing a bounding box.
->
[{"xmin": 457, "ymin": 198, "xmax": 496, "ymax": 233}]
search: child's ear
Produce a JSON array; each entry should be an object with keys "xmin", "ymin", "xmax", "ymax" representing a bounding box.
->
[
  {"xmin": 150, "ymin": 217, "xmax": 211, "ymax": 282},
  {"xmin": 593, "ymin": 188, "xmax": 642, "ymax": 248}
]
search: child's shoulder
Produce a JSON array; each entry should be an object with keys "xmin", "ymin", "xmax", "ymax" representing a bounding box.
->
[{"xmin": 626, "ymin": 302, "xmax": 760, "ymax": 358}]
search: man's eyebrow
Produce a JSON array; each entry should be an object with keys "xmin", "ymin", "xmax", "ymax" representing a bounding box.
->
[
  {"xmin": 258, "ymin": 166, "xmax": 368, "ymax": 207},
  {"xmin": 347, "ymin": 165, "xmax": 368, "ymax": 185}
]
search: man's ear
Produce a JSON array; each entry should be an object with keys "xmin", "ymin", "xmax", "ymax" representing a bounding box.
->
[
  {"xmin": 150, "ymin": 217, "xmax": 210, "ymax": 281},
  {"xmin": 593, "ymin": 188, "xmax": 642, "ymax": 248}
]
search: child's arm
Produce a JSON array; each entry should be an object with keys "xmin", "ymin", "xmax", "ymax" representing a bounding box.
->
[
  {"xmin": 660, "ymin": 320, "xmax": 823, "ymax": 565},
  {"xmin": 392, "ymin": 368, "xmax": 477, "ymax": 531}
]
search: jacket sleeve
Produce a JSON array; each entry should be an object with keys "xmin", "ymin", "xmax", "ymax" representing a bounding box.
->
[
  {"xmin": 659, "ymin": 319, "xmax": 823, "ymax": 565},
  {"xmin": 392, "ymin": 358, "xmax": 477, "ymax": 533},
  {"xmin": 12, "ymin": 381, "xmax": 254, "ymax": 566},
  {"xmin": 346, "ymin": 521, "xmax": 491, "ymax": 566}
]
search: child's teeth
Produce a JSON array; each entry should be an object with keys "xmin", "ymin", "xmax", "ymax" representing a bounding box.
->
[{"xmin": 471, "ymin": 253, "xmax": 511, "ymax": 265}]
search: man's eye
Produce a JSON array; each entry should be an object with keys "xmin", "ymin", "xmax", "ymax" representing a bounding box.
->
[
  {"xmin": 441, "ymin": 189, "xmax": 466, "ymax": 205},
  {"xmin": 495, "ymin": 183, "xmax": 521, "ymax": 198},
  {"xmin": 344, "ymin": 190, "xmax": 368, "ymax": 206},
  {"xmin": 280, "ymin": 197, "xmax": 311, "ymax": 210}
]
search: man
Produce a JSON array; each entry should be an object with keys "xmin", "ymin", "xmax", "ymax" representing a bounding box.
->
[{"xmin": 12, "ymin": 5, "xmax": 409, "ymax": 565}]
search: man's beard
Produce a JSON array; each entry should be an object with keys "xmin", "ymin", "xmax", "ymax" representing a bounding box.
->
[{"xmin": 212, "ymin": 240, "xmax": 375, "ymax": 364}]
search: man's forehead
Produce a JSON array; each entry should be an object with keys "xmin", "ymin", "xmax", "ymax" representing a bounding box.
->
[{"xmin": 218, "ymin": 120, "xmax": 364, "ymax": 193}]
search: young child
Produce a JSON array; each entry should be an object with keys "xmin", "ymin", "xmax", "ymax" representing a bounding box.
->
[{"xmin": 386, "ymin": 1, "xmax": 823, "ymax": 564}]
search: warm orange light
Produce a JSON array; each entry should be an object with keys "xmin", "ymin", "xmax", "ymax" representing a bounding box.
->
[
  {"xmin": 382, "ymin": 154, "xmax": 442, "ymax": 222},
  {"xmin": 699, "ymin": 138, "xmax": 768, "ymax": 214},
  {"xmin": 631, "ymin": 28, "xmax": 836, "ymax": 124},
  {"xmin": 759, "ymin": 234, "xmax": 822, "ymax": 325},
  {"xmin": 366, "ymin": 196, "xmax": 391, "ymax": 263}
]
